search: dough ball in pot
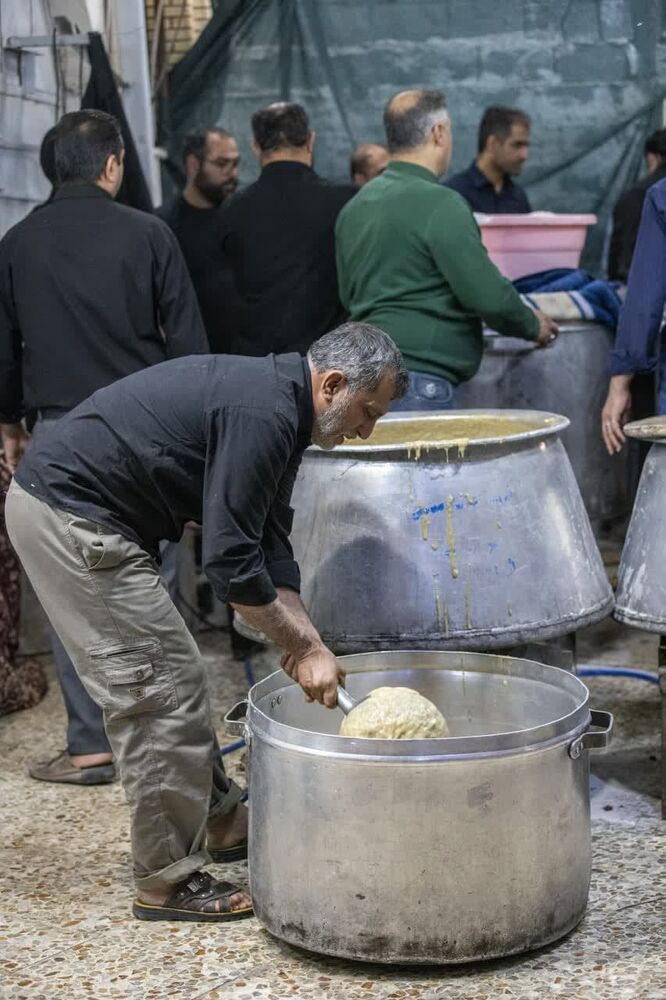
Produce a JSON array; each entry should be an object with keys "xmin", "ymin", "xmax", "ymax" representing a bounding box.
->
[{"xmin": 339, "ymin": 686, "xmax": 449, "ymax": 739}]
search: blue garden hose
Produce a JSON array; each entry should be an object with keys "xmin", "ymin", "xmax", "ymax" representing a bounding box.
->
[
  {"xmin": 578, "ymin": 666, "xmax": 659, "ymax": 685},
  {"xmin": 218, "ymin": 738, "xmax": 246, "ymax": 755}
]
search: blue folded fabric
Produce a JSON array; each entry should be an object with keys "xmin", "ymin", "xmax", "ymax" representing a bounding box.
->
[{"xmin": 513, "ymin": 268, "xmax": 623, "ymax": 329}]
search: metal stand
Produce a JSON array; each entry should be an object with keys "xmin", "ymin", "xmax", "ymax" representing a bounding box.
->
[{"xmin": 657, "ymin": 635, "xmax": 666, "ymax": 819}]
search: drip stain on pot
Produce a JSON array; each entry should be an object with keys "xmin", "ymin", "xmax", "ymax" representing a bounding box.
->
[{"xmin": 445, "ymin": 495, "xmax": 459, "ymax": 578}]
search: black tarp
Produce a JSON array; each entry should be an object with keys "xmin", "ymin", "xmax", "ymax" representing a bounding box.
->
[
  {"xmin": 82, "ymin": 32, "xmax": 153, "ymax": 213},
  {"xmin": 159, "ymin": 0, "xmax": 666, "ymax": 271}
]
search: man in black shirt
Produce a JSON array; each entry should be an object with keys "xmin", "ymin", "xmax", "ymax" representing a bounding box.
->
[
  {"xmin": 608, "ymin": 128, "xmax": 666, "ymax": 282},
  {"xmin": 219, "ymin": 102, "xmax": 355, "ymax": 356},
  {"xmin": 444, "ymin": 106, "xmax": 532, "ymax": 214},
  {"xmin": 158, "ymin": 126, "xmax": 241, "ymax": 352},
  {"xmin": 0, "ymin": 110, "xmax": 207, "ymax": 787},
  {"xmin": 6, "ymin": 323, "xmax": 408, "ymax": 921}
]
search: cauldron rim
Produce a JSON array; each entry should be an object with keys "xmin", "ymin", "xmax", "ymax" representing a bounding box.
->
[
  {"xmin": 245, "ymin": 650, "xmax": 591, "ymax": 759},
  {"xmin": 310, "ymin": 409, "xmax": 569, "ymax": 456}
]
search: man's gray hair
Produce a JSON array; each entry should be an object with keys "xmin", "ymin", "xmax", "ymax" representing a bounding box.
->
[
  {"xmin": 307, "ymin": 323, "xmax": 409, "ymax": 399},
  {"xmin": 383, "ymin": 90, "xmax": 448, "ymax": 153}
]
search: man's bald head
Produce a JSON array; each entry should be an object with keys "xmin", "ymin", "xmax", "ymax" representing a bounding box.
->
[
  {"xmin": 383, "ymin": 89, "xmax": 448, "ymax": 153},
  {"xmin": 350, "ymin": 143, "xmax": 389, "ymax": 186}
]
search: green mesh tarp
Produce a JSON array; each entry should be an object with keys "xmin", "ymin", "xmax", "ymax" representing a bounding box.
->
[{"xmin": 161, "ymin": 0, "xmax": 666, "ymax": 271}]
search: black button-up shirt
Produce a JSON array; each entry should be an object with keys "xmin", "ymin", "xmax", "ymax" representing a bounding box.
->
[
  {"xmin": 443, "ymin": 161, "xmax": 531, "ymax": 214},
  {"xmin": 0, "ymin": 184, "xmax": 208, "ymax": 423},
  {"xmin": 16, "ymin": 353, "xmax": 313, "ymax": 606},
  {"xmin": 219, "ymin": 161, "xmax": 355, "ymax": 356}
]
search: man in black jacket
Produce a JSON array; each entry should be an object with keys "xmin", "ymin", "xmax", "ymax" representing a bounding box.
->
[
  {"xmin": 6, "ymin": 323, "xmax": 408, "ymax": 921},
  {"xmin": 219, "ymin": 102, "xmax": 355, "ymax": 356},
  {"xmin": 158, "ymin": 126, "xmax": 241, "ymax": 352},
  {"xmin": 0, "ymin": 109, "xmax": 207, "ymax": 787}
]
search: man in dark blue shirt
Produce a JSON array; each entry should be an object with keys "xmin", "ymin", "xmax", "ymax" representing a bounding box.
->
[
  {"xmin": 602, "ymin": 177, "xmax": 666, "ymax": 454},
  {"xmin": 6, "ymin": 323, "xmax": 407, "ymax": 922},
  {"xmin": 444, "ymin": 105, "xmax": 532, "ymax": 214}
]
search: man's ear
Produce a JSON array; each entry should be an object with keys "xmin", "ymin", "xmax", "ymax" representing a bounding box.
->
[
  {"xmin": 184, "ymin": 152, "xmax": 199, "ymax": 180},
  {"xmin": 252, "ymin": 141, "xmax": 262, "ymax": 161},
  {"xmin": 307, "ymin": 130, "xmax": 316, "ymax": 155},
  {"xmin": 320, "ymin": 369, "xmax": 346, "ymax": 401}
]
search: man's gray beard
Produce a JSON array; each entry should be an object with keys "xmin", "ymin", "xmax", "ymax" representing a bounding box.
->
[{"xmin": 311, "ymin": 392, "xmax": 352, "ymax": 450}]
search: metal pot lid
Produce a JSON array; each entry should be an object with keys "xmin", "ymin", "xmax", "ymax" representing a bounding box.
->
[
  {"xmin": 246, "ymin": 650, "xmax": 591, "ymax": 759},
  {"xmin": 623, "ymin": 415, "xmax": 666, "ymax": 444},
  {"xmin": 307, "ymin": 410, "xmax": 569, "ymax": 459}
]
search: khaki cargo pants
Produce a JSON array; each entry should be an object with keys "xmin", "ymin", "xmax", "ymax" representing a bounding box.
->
[{"xmin": 5, "ymin": 480, "xmax": 242, "ymax": 890}]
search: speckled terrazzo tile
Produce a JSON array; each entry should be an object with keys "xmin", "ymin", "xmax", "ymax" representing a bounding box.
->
[{"xmin": 1, "ymin": 624, "xmax": 665, "ymax": 1000}]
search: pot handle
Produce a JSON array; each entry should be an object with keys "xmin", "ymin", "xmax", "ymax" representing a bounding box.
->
[
  {"xmin": 568, "ymin": 709, "xmax": 614, "ymax": 759},
  {"xmin": 224, "ymin": 699, "xmax": 249, "ymax": 737}
]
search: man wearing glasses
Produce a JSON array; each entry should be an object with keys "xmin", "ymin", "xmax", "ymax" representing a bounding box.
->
[{"xmin": 158, "ymin": 127, "xmax": 241, "ymax": 353}]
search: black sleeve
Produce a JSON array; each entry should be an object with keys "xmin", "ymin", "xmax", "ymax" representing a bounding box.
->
[
  {"xmin": 519, "ymin": 186, "xmax": 532, "ymax": 213},
  {"xmin": 608, "ymin": 188, "xmax": 645, "ymax": 283},
  {"xmin": 260, "ymin": 449, "xmax": 304, "ymax": 592},
  {"xmin": 201, "ymin": 406, "xmax": 297, "ymax": 606},
  {"xmin": 152, "ymin": 222, "xmax": 210, "ymax": 356},
  {"xmin": 0, "ymin": 245, "xmax": 24, "ymax": 423}
]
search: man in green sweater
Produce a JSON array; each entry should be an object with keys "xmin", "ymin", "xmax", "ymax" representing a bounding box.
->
[{"xmin": 336, "ymin": 89, "xmax": 558, "ymax": 410}]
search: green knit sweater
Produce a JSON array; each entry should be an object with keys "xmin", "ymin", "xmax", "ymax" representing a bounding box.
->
[{"xmin": 335, "ymin": 160, "xmax": 539, "ymax": 384}]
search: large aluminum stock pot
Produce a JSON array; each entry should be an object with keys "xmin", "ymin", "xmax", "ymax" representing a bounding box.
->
[
  {"xmin": 226, "ymin": 650, "xmax": 613, "ymax": 964},
  {"xmin": 615, "ymin": 416, "xmax": 666, "ymax": 630},
  {"xmin": 455, "ymin": 324, "xmax": 628, "ymax": 523},
  {"xmin": 290, "ymin": 410, "xmax": 613, "ymax": 653}
]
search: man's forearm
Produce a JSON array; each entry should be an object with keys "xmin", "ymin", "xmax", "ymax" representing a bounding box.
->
[
  {"xmin": 231, "ymin": 595, "xmax": 323, "ymax": 657},
  {"xmin": 276, "ymin": 587, "xmax": 317, "ymax": 630}
]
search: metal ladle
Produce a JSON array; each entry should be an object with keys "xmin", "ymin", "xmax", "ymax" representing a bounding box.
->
[{"xmin": 337, "ymin": 686, "xmax": 368, "ymax": 714}]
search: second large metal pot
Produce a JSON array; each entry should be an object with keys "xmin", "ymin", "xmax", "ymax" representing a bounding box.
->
[
  {"xmin": 290, "ymin": 410, "xmax": 613, "ymax": 653},
  {"xmin": 226, "ymin": 650, "xmax": 613, "ymax": 964},
  {"xmin": 615, "ymin": 418, "xmax": 666, "ymax": 630},
  {"xmin": 455, "ymin": 324, "xmax": 628, "ymax": 523}
]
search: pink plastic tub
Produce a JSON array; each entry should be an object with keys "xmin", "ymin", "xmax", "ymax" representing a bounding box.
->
[{"xmin": 477, "ymin": 213, "xmax": 597, "ymax": 280}]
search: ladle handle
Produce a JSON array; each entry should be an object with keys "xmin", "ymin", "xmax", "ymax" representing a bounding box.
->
[{"xmin": 336, "ymin": 686, "xmax": 357, "ymax": 715}]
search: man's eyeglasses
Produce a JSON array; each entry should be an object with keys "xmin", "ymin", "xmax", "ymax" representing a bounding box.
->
[{"xmin": 203, "ymin": 157, "xmax": 240, "ymax": 171}]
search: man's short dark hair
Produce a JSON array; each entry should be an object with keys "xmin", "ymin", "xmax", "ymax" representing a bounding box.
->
[
  {"xmin": 383, "ymin": 90, "xmax": 448, "ymax": 153},
  {"xmin": 182, "ymin": 126, "xmax": 233, "ymax": 165},
  {"xmin": 39, "ymin": 126, "xmax": 58, "ymax": 186},
  {"xmin": 54, "ymin": 110, "xmax": 124, "ymax": 184},
  {"xmin": 478, "ymin": 106, "xmax": 531, "ymax": 154},
  {"xmin": 644, "ymin": 128, "xmax": 666, "ymax": 159},
  {"xmin": 251, "ymin": 103, "xmax": 310, "ymax": 153}
]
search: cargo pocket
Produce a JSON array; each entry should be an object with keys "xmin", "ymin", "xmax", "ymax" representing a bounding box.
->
[{"xmin": 89, "ymin": 637, "xmax": 178, "ymax": 721}]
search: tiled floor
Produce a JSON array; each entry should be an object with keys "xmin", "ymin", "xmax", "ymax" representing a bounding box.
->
[{"xmin": 1, "ymin": 620, "xmax": 664, "ymax": 1000}]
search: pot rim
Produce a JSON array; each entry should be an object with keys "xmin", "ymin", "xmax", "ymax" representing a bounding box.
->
[
  {"xmin": 308, "ymin": 409, "xmax": 569, "ymax": 457},
  {"xmin": 623, "ymin": 415, "xmax": 666, "ymax": 444},
  {"xmin": 246, "ymin": 650, "xmax": 591, "ymax": 758}
]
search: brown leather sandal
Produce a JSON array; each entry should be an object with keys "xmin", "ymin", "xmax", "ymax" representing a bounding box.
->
[{"xmin": 132, "ymin": 871, "xmax": 253, "ymax": 922}]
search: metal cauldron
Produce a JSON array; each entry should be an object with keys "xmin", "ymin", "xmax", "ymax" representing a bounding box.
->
[
  {"xmin": 290, "ymin": 410, "xmax": 613, "ymax": 653},
  {"xmin": 455, "ymin": 324, "xmax": 627, "ymax": 523},
  {"xmin": 226, "ymin": 650, "xmax": 613, "ymax": 964},
  {"xmin": 615, "ymin": 416, "xmax": 666, "ymax": 630}
]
